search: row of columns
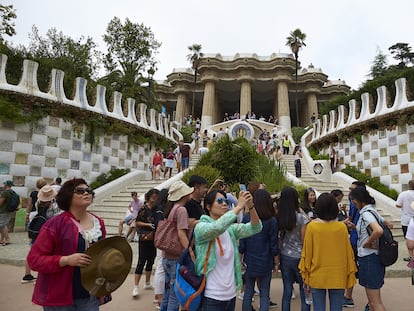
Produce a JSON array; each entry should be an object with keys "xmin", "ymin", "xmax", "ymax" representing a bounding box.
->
[{"xmin": 176, "ymin": 79, "xmax": 319, "ymax": 133}]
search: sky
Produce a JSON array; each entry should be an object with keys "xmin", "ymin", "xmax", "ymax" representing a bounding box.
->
[{"xmin": 8, "ymin": 0, "xmax": 413, "ymax": 90}]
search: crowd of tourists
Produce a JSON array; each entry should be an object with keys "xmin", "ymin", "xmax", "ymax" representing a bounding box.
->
[
  {"xmin": 116, "ymin": 177, "xmax": 398, "ymax": 311},
  {"xmin": 5, "ymin": 172, "xmax": 410, "ymax": 311}
]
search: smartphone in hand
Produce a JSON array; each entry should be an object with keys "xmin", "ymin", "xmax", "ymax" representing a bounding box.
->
[{"xmin": 239, "ymin": 184, "xmax": 247, "ymax": 191}]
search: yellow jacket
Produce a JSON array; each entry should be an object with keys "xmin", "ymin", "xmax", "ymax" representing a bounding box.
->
[{"xmin": 299, "ymin": 220, "xmax": 357, "ymax": 289}]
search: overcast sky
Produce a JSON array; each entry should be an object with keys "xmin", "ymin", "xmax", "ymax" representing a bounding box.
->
[{"xmin": 9, "ymin": 0, "xmax": 413, "ymax": 90}]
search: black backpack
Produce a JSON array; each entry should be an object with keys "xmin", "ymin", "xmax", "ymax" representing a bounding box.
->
[
  {"xmin": 28, "ymin": 212, "xmax": 48, "ymax": 241},
  {"xmin": 364, "ymin": 210, "xmax": 398, "ymax": 267},
  {"xmin": 6, "ymin": 189, "xmax": 20, "ymax": 212}
]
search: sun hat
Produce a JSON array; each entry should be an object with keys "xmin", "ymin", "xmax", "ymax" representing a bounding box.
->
[
  {"xmin": 81, "ymin": 236, "xmax": 132, "ymax": 297},
  {"xmin": 168, "ymin": 180, "xmax": 194, "ymax": 202},
  {"xmin": 37, "ymin": 185, "xmax": 57, "ymax": 202},
  {"xmin": 4, "ymin": 180, "xmax": 14, "ymax": 187}
]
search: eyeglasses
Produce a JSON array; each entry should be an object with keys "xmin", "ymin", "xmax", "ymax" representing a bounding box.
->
[
  {"xmin": 216, "ymin": 197, "xmax": 229, "ymax": 205},
  {"xmin": 73, "ymin": 187, "xmax": 94, "ymax": 195}
]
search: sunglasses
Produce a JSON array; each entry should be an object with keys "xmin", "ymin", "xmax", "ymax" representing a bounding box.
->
[
  {"xmin": 216, "ymin": 197, "xmax": 229, "ymax": 205},
  {"xmin": 73, "ymin": 187, "xmax": 94, "ymax": 195}
]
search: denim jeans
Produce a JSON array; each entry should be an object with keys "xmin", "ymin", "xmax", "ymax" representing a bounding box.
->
[
  {"xmin": 202, "ymin": 296, "xmax": 236, "ymax": 311},
  {"xmin": 160, "ymin": 258, "xmax": 179, "ymax": 311},
  {"xmin": 242, "ymin": 271, "xmax": 272, "ymax": 311},
  {"xmin": 280, "ymin": 255, "xmax": 310, "ymax": 311},
  {"xmin": 311, "ymin": 288, "xmax": 344, "ymax": 311},
  {"xmin": 43, "ymin": 297, "xmax": 99, "ymax": 311}
]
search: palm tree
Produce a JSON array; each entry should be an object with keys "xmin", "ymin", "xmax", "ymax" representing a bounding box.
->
[
  {"xmin": 286, "ymin": 29, "xmax": 306, "ymax": 126},
  {"xmin": 187, "ymin": 44, "xmax": 203, "ymax": 117}
]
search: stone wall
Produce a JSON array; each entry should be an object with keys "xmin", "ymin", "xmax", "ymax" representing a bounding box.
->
[
  {"xmin": 335, "ymin": 125, "xmax": 414, "ymax": 193},
  {"xmin": 0, "ymin": 116, "xmax": 152, "ymax": 197}
]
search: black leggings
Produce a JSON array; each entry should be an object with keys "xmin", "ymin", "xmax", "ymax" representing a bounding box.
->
[{"xmin": 135, "ymin": 241, "xmax": 156, "ymax": 274}]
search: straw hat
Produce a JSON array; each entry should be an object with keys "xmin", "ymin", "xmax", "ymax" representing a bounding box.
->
[
  {"xmin": 168, "ymin": 180, "xmax": 194, "ymax": 201},
  {"xmin": 37, "ymin": 185, "xmax": 57, "ymax": 202},
  {"xmin": 81, "ymin": 236, "xmax": 132, "ymax": 297}
]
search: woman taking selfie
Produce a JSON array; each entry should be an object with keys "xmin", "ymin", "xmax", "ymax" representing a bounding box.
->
[{"xmin": 194, "ymin": 190, "xmax": 262, "ymax": 311}]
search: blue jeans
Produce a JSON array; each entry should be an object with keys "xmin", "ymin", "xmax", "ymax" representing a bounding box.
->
[
  {"xmin": 181, "ymin": 157, "xmax": 189, "ymax": 169},
  {"xmin": 242, "ymin": 271, "xmax": 272, "ymax": 311},
  {"xmin": 160, "ymin": 258, "xmax": 179, "ymax": 311},
  {"xmin": 311, "ymin": 288, "xmax": 344, "ymax": 311},
  {"xmin": 280, "ymin": 255, "xmax": 310, "ymax": 311},
  {"xmin": 202, "ymin": 296, "xmax": 236, "ymax": 311},
  {"xmin": 43, "ymin": 297, "xmax": 99, "ymax": 311}
]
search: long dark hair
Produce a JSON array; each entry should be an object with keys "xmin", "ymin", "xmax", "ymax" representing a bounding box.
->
[
  {"xmin": 253, "ymin": 189, "xmax": 275, "ymax": 221},
  {"xmin": 302, "ymin": 187, "xmax": 316, "ymax": 214},
  {"xmin": 349, "ymin": 186, "xmax": 375, "ymax": 206},
  {"xmin": 277, "ymin": 187, "xmax": 299, "ymax": 231}
]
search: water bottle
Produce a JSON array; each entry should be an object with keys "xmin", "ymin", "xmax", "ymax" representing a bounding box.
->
[{"xmin": 304, "ymin": 285, "xmax": 312, "ymax": 305}]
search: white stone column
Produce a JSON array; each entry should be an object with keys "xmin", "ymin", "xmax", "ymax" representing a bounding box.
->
[
  {"xmin": 201, "ymin": 81, "xmax": 215, "ymax": 129},
  {"xmin": 239, "ymin": 80, "xmax": 252, "ymax": 117},
  {"xmin": 277, "ymin": 81, "xmax": 291, "ymax": 134},
  {"xmin": 176, "ymin": 93, "xmax": 186, "ymax": 123},
  {"xmin": 306, "ymin": 92, "xmax": 318, "ymax": 127}
]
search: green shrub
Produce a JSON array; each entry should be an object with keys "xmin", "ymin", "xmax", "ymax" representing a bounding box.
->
[
  {"xmin": 253, "ymin": 157, "xmax": 291, "ymax": 194},
  {"xmin": 341, "ymin": 166, "xmax": 399, "ymax": 200},
  {"xmin": 308, "ymin": 147, "xmax": 329, "ymax": 160},
  {"xmin": 180, "ymin": 126, "xmax": 195, "ymax": 143},
  {"xmin": 198, "ymin": 135, "xmax": 258, "ymax": 184},
  {"xmin": 90, "ymin": 168, "xmax": 130, "ymax": 189},
  {"xmin": 291, "ymin": 126, "xmax": 307, "ymax": 144}
]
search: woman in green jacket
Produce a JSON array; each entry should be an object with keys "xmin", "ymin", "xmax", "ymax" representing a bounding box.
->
[{"xmin": 194, "ymin": 190, "xmax": 262, "ymax": 311}]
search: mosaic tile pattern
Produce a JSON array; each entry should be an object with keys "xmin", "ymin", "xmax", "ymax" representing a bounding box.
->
[
  {"xmin": 0, "ymin": 116, "xmax": 151, "ymax": 197},
  {"xmin": 338, "ymin": 125, "xmax": 414, "ymax": 192}
]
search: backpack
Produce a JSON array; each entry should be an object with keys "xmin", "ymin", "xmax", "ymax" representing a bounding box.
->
[
  {"xmin": 174, "ymin": 234, "xmax": 212, "ymax": 311},
  {"xmin": 27, "ymin": 212, "xmax": 48, "ymax": 241},
  {"xmin": 6, "ymin": 189, "xmax": 20, "ymax": 212},
  {"xmin": 364, "ymin": 210, "xmax": 398, "ymax": 267}
]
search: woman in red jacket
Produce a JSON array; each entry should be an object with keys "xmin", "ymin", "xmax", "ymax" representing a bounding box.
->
[{"xmin": 28, "ymin": 178, "xmax": 106, "ymax": 310}]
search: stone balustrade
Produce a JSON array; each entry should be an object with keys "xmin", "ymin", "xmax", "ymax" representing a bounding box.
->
[
  {"xmin": 310, "ymin": 78, "xmax": 413, "ymax": 143},
  {"xmin": 0, "ymin": 54, "xmax": 177, "ymax": 142}
]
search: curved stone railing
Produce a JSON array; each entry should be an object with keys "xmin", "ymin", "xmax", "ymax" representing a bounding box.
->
[
  {"xmin": 0, "ymin": 54, "xmax": 178, "ymax": 142},
  {"xmin": 309, "ymin": 77, "xmax": 413, "ymax": 144}
]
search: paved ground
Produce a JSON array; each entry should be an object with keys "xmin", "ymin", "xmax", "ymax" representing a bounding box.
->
[{"xmin": 1, "ymin": 231, "xmax": 414, "ymax": 310}]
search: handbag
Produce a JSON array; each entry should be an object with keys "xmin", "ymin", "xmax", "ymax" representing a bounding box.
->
[
  {"xmin": 154, "ymin": 206, "xmax": 183, "ymax": 256},
  {"xmin": 139, "ymin": 231, "xmax": 154, "ymax": 241},
  {"xmin": 174, "ymin": 233, "xmax": 212, "ymax": 311}
]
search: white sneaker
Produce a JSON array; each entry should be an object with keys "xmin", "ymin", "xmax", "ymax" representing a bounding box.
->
[
  {"xmin": 291, "ymin": 291, "xmax": 296, "ymax": 299},
  {"xmin": 144, "ymin": 283, "xmax": 154, "ymax": 289},
  {"xmin": 132, "ymin": 286, "xmax": 139, "ymax": 297},
  {"xmin": 237, "ymin": 292, "xmax": 254, "ymax": 301}
]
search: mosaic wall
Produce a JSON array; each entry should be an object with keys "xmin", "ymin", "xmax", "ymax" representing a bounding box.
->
[
  {"xmin": 336, "ymin": 124, "xmax": 414, "ymax": 193},
  {"xmin": 0, "ymin": 116, "xmax": 151, "ymax": 196}
]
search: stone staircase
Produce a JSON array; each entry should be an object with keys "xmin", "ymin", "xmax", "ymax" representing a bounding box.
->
[
  {"xmin": 89, "ymin": 154, "xmax": 200, "ymax": 236},
  {"xmin": 282, "ymin": 155, "xmax": 403, "ymax": 240}
]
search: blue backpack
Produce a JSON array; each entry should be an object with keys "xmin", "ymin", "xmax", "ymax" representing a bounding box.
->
[{"xmin": 174, "ymin": 236, "xmax": 212, "ymax": 311}]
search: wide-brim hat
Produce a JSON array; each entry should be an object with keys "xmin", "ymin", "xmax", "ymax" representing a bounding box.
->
[
  {"xmin": 81, "ymin": 236, "xmax": 132, "ymax": 297},
  {"xmin": 168, "ymin": 180, "xmax": 194, "ymax": 202},
  {"xmin": 37, "ymin": 185, "xmax": 57, "ymax": 202}
]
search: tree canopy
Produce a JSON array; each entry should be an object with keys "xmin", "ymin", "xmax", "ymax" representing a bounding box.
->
[
  {"xmin": 0, "ymin": 4, "xmax": 16, "ymax": 43},
  {"xmin": 101, "ymin": 17, "xmax": 161, "ymax": 102}
]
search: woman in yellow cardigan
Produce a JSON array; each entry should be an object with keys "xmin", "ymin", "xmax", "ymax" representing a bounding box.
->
[{"xmin": 299, "ymin": 193, "xmax": 357, "ymax": 311}]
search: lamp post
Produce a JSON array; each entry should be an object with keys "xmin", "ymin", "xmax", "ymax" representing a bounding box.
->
[
  {"xmin": 290, "ymin": 42, "xmax": 300, "ymax": 127},
  {"xmin": 147, "ymin": 67, "xmax": 155, "ymax": 108}
]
